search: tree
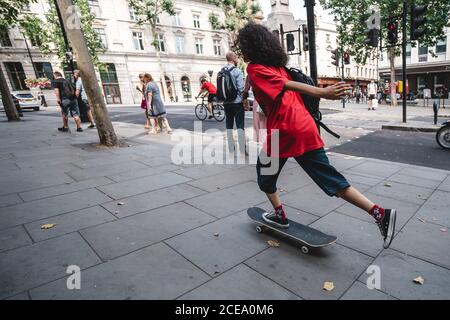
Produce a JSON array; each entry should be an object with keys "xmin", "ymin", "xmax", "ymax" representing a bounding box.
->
[
  {"xmin": 128, "ymin": 0, "xmax": 175, "ymax": 101},
  {"xmin": 208, "ymin": 0, "xmax": 262, "ymax": 43},
  {"xmin": 0, "ymin": 0, "xmax": 40, "ymax": 121},
  {"xmin": 320, "ymin": 0, "xmax": 450, "ymax": 106},
  {"xmin": 57, "ymin": 0, "xmax": 119, "ymax": 146}
]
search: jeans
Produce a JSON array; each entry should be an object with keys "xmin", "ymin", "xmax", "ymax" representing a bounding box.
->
[{"xmin": 224, "ymin": 103, "xmax": 245, "ymax": 153}]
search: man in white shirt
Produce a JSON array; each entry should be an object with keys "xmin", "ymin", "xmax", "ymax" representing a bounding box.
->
[{"xmin": 367, "ymin": 79, "xmax": 378, "ymax": 110}]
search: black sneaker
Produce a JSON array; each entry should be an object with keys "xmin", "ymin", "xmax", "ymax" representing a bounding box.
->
[
  {"xmin": 262, "ymin": 211, "xmax": 289, "ymax": 228},
  {"xmin": 208, "ymin": 115, "xmax": 213, "ymax": 119},
  {"xmin": 376, "ymin": 209, "xmax": 397, "ymax": 249},
  {"xmin": 88, "ymin": 124, "xmax": 96, "ymax": 129},
  {"xmin": 77, "ymin": 128, "xmax": 83, "ymax": 132},
  {"xmin": 58, "ymin": 127, "xmax": 69, "ymax": 132}
]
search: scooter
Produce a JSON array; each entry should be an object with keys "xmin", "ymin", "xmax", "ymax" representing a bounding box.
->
[{"xmin": 436, "ymin": 120, "xmax": 450, "ymax": 149}]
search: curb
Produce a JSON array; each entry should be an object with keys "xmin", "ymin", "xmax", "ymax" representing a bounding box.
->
[{"xmin": 381, "ymin": 125, "xmax": 438, "ymax": 132}]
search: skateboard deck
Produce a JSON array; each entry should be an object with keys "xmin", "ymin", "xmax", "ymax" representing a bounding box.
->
[{"xmin": 247, "ymin": 207, "xmax": 337, "ymax": 252}]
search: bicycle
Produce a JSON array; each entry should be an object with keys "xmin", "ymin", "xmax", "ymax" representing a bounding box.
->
[{"xmin": 195, "ymin": 96, "xmax": 225, "ymax": 122}]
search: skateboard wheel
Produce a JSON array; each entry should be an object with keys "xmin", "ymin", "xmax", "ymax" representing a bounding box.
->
[
  {"xmin": 301, "ymin": 246, "xmax": 309, "ymax": 254},
  {"xmin": 255, "ymin": 226, "xmax": 263, "ymax": 233}
]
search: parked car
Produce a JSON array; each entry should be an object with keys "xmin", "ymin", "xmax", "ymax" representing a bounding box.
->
[
  {"xmin": 0, "ymin": 91, "xmax": 40, "ymax": 112},
  {"xmin": 0, "ymin": 94, "xmax": 23, "ymax": 116}
]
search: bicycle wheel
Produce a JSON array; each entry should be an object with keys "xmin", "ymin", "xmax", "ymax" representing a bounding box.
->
[
  {"xmin": 212, "ymin": 104, "xmax": 225, "ymax": 122},
  {"xmin": 195, "ymin": 104, "xmax": 207, "ymax": 121}
]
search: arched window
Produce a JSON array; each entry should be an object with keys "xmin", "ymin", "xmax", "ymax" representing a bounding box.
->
[{"xmin": 181, "ymin": 75, "xmax": 191, "ymax": 100}]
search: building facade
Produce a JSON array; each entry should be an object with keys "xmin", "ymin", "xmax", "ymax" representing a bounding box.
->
[
  {"xmin": 264, "ymin": 0, "xmax": 378, "ymax": 92},
  {"xmin": 0, "ymin": 0, "xmax": 232, "ymax": 105},
  {"xmin": 379, "ymin": 27, "xmax": 450, "ymax": 98}
]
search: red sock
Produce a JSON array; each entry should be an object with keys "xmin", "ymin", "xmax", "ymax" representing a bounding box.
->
[
  {"xmin": 275, "ymin": 205, "xmax": 286, "ymax": 219},
  {"xmin": 370, "ymin": 205, "xmax": 385, "ymax": 221}
]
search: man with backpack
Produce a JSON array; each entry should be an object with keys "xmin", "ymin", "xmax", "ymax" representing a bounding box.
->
[
  {"xmin": 74, "ymin": 69, "xmax": 96, "ymax": 129},
  {"xmin": 53, "ymin": 71, "xmax": 83, "ymax": 132},
  {"xmin": 217, "ymin": 52, "xmax": 245, "ymax": 154}
]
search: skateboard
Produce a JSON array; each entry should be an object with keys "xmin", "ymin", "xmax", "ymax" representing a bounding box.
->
[{"xmin": 247, "ymin": 207, "xmax": 337, "ymax": 254}]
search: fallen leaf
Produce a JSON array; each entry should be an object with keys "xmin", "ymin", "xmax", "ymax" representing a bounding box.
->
[
  {"xmin": 115, "ymin": 211, "xmax": 119, "ymax": 214},
  {"xmin": 440, "ymin": 228, "xmax": 447, "ymax": 232},
  {"xmin": 413, "ymin": 276, "xmax": 424, "ymax": 285},
  {"xmin": 117, "ymin": 202, "xmax": 125, "ymax": 206},
  {"xmin": 432, "ymin": 217, "xmax": 438, "ymax": 221},
  {"xmin": 384, "ymin": 183, "xmax": 392, "ymax": 187},
  {"xmin": 323, "ymin": 281, "xmax": 335, "ymax": 291},
  {"xmin": 41, "ymin": 223, "xmax": 56, "ymax": 230},
  {"xmin": 267, "ymin": 240, "xmax": 280, "ymax": 248},
  {"xmin": 418, "ymin": 218, "xmax": 426, "ymax": 223},
  {"xmin": 214, "ymin": 233, "xmax": 219, "ymax": 237}
]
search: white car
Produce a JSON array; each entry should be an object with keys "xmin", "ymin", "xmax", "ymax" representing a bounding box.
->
[{"xmin": 0, "ymin": 92, "xmax": 40, "ymax": 111}]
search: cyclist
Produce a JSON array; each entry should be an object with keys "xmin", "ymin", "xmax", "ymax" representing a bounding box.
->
[{"xmin": 196, "ymin": 78, "xmax": 217, "ymax": 119}]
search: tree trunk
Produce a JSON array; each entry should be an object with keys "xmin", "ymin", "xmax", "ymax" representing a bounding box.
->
[
  {"xmin": 57, "ymin": 0, "xmax": 119, "ymax": 146},
  {"xmin": 389, "ymin": 49, "xmax": 398, "ymax": 107},
  {"xmin": 0, "ymin": 63, "xmax": 21, "ymax": 121}
]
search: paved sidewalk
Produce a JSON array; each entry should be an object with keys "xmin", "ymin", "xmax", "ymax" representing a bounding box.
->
[{"xmin": 0, "ymin": 114, "xmax": 449, "ymax": 300}]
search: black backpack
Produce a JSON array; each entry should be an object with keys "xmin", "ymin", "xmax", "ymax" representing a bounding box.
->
[
  {"xmin": 61, "ymin": 78, "xmax": 76, "ymax": 100},
  {"xmin": 272, "ymin": 67, "xmax": 340, "ymax": 139},
  {"xmin": 216, "ymin": 66, "xmax": 238, "ymax": 102}
]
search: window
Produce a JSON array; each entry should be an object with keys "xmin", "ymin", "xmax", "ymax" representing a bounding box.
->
[
  {"xmin": 0, "ymin": 27, "xmax": 12, "ymax": 47},
  {"xmin": 346, "ymin": 68, "xmax": 350, "ymax": 77},
  {"xmin": 94, "ymin": 28, "xmax": 107, "ymax": 48},
  {"xmin": 22, "ymin": 4, "xmax": 31, "ymax": 11},
  {"xmin": 193, "ymin": 14, "xmax": 200, "ymax": 28},
  {"xmin": 132, "ymin": 32, "xmax": 144, "ymax": 50},
  {"xmin": 365, "ymin": 68, "xmax": 367, "ymax": 78},
  {"xmin": 33, "ymin": 62, "xmax": 54, "ymax": 79},
  {"xmin": 195, "ymin": 37, "xmax": 203, "ymax": 54},
  {"xmin": 155, "ymin": 15, "xmax": 160, "ymax": 24},
  {"xmin": 419, "ymin": 43, "xmax": 428, "ymax": 61},
  {"xmin": 129, "ymin": 8, "xmax": 137, "ymax": 21},
  {"xmin": 173, "ymin": 12, "xmax": 182, "ymax": 26},
  {"xmin": 175, "ymin": 36, "xmax": 185, "ymax": 54},
  {"xmin": 213, "ymin": 39, "xmax": 221, "ymax": 56},
  {"xmin": 156, "ymin": 34, "xmax": 165, "ymax": 52},
  {"xmin": 436, "ymin": 37, "xmax": 447, "ymax": 54},
  {"xmin": 4, "ymin": 62, "xmax": 27, "ymax": 90},
  {"xmin": 406, "ymin": 43, "xmax": 411, "ymax": 57},
  {"xmin": 88, "ymin": 0, "xmax": 101, "ymax": 17}
]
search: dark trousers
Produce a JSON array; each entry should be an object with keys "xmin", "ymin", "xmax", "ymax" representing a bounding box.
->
[{"xmin": 224, "ymin": 103, "xmax": 245, "ymax": 153}]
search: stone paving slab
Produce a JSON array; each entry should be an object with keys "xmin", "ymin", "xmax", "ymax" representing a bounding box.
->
[
  {"xmin": 101, "ymin": 184, "xmax": 206, "ymax": 218},
  {"xmin": 80, "ymin": 202, "xmax": 215, "ymax": 261},
  {"xmin": 367, "ymin": 181, "xmax": 433, "ymax": 205},
  {"xmin": 166, "ymin": 212, "xmax": 271, "ymax": 276},
  {"xmin": 358, "ymin": 250, "xmax": 450, "ymax": 299},
  {"xmin": 0, "ymin": 225, "xmax": 32, "ymax": 253},
  {"xmin": 97, "ymin": 172, "xmax": 191, "ymax": 200},
  {"xmin": 414, "ymin": 190, "xmax": 450, "ymax": 228},
  {"xmin": 387, "ymin": 173, "xmax": 444, "ymax": 190},
  {"xmin": 310, "ymin": 211, "xmax": 384, "ymax": 257},
  {"xmin": 346, "ymin": 161, "xmax": 402, "ymax": 178},
  {"xmin": 19, "ymin": 177, "xmax": 114, "ymax": 202},
  {"xmin": 0, "ymin": 189, "xmax": 112, "ymax": 230},
  {"xmin": 179, "ymin": 264, "xmax": 300, "ymax": 300},
  {"xmin": 245, "ymin": 243, "xmax": 373, "ymax": 300},
  {"xmin": 0, "ymin": 233, "xmax": 101, "ymax": 299},
  {"xmin": 6, "ymin": 292, "xmax": 30, "ymax": 300},
  {"xmin": 174, "ymin": 164, "xmax": 234, "ymax": 180},
  {"xmin": 438, "ymin": 175, "xmax": 450, "ymax": 192},
  {"xmin": 185, "ymin": 182, "xmax": 268, "ymax": 218},
  {"xmin": 341, "ymin": 171, "xmax": 384, "ymax": 187},
  {"xmin": 340, "ymin": 281, "xmax": 397, "ymax": 300},
  {"xmin": 391, "ymin": 218, "xmax": 450, "ymax": 269},
  {"xmin": 67, "ymin": 160, "xmax": 150, "ymax": 181},
  {"xmin": 24, "ymin": 206, "xmax": 117, "ymax": 242},
  {"xmin": 106, "ymin": 165, "xmax": 181, "ymax": 182},
  {"xmin": 187, "ymin": 165, "xmax": 256, "ymax": 192},
  {"xmin": 397, "ymin": 166, "xmax": 449, "ymax": 182},
  {"xmin": 29, "ymin": 243, "xmax": 210, "ymax": 300},
  {"xmin": 336, "ymin": 191, "xmax": 420, "ymax": 232},
  {"xmin": 0, "ymin": 194, "xmax": 23, "ymax": 208}
]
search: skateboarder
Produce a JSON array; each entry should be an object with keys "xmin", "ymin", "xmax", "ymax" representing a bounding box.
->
[{"xmin": 235, "ymin": 23, "xmax": 397, "ymax": 248}]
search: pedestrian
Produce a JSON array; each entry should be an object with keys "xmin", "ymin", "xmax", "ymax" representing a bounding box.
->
[
  {"xmin": 143, "ymin": 73, "xmax": 172, "ymax": 134},
  {"xmin": 74, "ymin": 70, "xmax": 96, "ymax": 129},
  {"xmin": 52, "ymin": 71, "xmax": 83, "ymax": 132},
  {"xmin": 235, "ymin": 23, "xmax": 397, "ymax": 248},
  {"xmin": 220, "ymin": 52, "xmax": 246, "ymax": 154},
  {"xmin": 367, "ymin": 79, "xmax": 378, "ymax": 110},
  {"xmin": 137, "ymin": 73, "xmax": 151, "ymax": 130},
  {"xmin": 196, "ymin": 77, "xmax": 217, "ymax": 119}
]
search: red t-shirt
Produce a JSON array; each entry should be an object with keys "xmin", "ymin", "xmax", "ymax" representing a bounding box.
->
[
  {"xmin": 201, "ymin": 81, "xmax": 217, "ymax": 94},
  {"xmin": 247, "ymin": 63, "xmax": 324, "ymax": 158}
]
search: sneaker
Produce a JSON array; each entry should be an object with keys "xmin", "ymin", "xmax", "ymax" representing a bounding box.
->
[
  {"xmin": 208, "ymin": 115, "xmax": 213, "ymax": 119},
  {"xmin": 88, "ymin": 124, "xmax": 96, "ymax": 129},
  {"xmin": 376, "ymin": 209, "xmax": 397, "ymax": 249},
  {"xmin": 58, "ymin": 127, "xmax": 69, "ymax": 132},
  {"xmin": 262, "ymin": 211, "xmax": 289, "ymax": 228},
  {"xmin": 77, "ymin": 128, "xmax": 83, "ymax": 132}
]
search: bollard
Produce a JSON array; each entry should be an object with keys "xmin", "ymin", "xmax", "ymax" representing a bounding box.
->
[{"xmin": 433, "ymin": 101, "xmax": 439, "ymax": 125}]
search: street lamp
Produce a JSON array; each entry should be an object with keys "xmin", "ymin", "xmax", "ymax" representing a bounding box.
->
[{"xmin": 207, "ymin": 70, "xmax": 213, "ymax": 81}]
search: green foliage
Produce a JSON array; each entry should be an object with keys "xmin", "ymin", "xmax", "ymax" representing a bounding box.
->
[
  {"xmin": 208, "ymin": 0, "xmax": 261, "ymax": 40},
  {"xmin": 320, "ymin": 0, "xmax": 450, "ymax": 64},
  {"xmin": 0, "ymin": 0, "xmax": 37, "ymax": 29}
]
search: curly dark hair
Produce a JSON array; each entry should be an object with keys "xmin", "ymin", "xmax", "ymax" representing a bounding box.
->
[{"xmin": 233, "ymin": 23, "xmax": 288, "ymax": 67}]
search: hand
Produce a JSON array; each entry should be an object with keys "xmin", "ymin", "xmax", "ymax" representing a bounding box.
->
[
  {"xmin": 320, "ymin": 82, "xmax": 351, "ymax": 100},
  {"xmin": 243, "ymin": 99, "xmax": 250, "ymax": 111},
  {"xmin": 57, "ymin": 100, "xmax": 61, "ymax": 105}
]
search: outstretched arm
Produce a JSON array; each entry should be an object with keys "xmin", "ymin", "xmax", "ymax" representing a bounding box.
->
[{"xmin": 284, "ymin": 81, "xmax": 351, "ymax": 100}]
